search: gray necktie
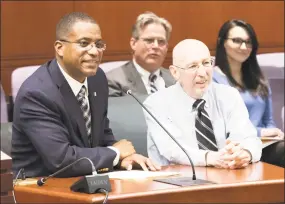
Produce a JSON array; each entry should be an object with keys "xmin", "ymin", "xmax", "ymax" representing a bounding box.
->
[
  {"xmin": 193, "ymin": 99, "xmax": 218, "ymax": 151},
  {"xmin": 77, "ymin": 85, "xmax": 91, "ymax": 144}
]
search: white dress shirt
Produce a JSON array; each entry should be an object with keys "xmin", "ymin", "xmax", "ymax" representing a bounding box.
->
[
  {"xmin": 143, "ymin": 82, "xmax": 262, "ymax": 166},
  {"xmin": 58, "ymin": 62, "xmax": 120, "ymax": 166},
  {"xmin": 133, "ymin": 59, "xmax": 166, "ymax": 94}
]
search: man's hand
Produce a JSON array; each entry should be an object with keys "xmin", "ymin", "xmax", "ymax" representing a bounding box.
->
[
  {"xmin": 221, "ymin": 140, "xmax": 251, "ymax": 169},
  {"xmin": 120, "ymin": 154, "xmax": 161, "ymax": 171},
  {"xmin": 112, "ymin": 139, "xmax": 136, "ymax": 160},
  {"xmin": 261, "ymin": 128, "xmax": 284, "ymax": 139},
  {"xmin": 222, "ymin": 150, "xmax": 251, "ymax": 169},
  {"xmin": 206, "ymin": 150, "xmax": 228, "ymax": 168}
]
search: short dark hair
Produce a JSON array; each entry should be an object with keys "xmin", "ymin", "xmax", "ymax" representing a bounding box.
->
[
  {"xmin": 56, "ymin": 12, "xmax": 97, "ymax": 40},
  {"xmin": 215, "ymin": 19, "xmax": 269, "ymax": 98}
]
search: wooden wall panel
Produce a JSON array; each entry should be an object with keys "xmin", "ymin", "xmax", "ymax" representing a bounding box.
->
[
  {"xmin": 1, "ymin": 1, "xmax": 74, "ymax": 94},
  {"xmin": 1, "ymin": 1, "xmax": 284, "ymax": 95}
]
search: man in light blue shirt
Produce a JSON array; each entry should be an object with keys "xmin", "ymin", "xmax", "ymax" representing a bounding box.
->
[{"xmin": 143, "ymin": 39, "xmax": 262, "ymax": 169}]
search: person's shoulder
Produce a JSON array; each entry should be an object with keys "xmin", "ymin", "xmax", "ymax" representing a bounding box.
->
[
  {"xmin": 94, "ymin": 67, "xmax": 106, "ymax": 77},
  {"xmin": 160, "ymin": 67, "xmax": 171, "ymax": 74},
  {"xmin": 20, "ymin": 62, "xmax": 51, "ymax": 91},
  {"xmin": 15, "ymin": 62, "xmax": 56, "ymax": 104},
  {"xmin": 212, "ymin": 66, "xmax": 228, "ymax": 84},
  {"xmin": 106, "ymin": 61, "xmax": 132, "ymax": 76}
]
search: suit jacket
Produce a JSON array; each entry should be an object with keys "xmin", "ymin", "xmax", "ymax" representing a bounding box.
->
[
  {"xmin": 106, "ymin": 61, "xmax": 175, "ymax": 97},
  {"xmin": 12, "ymin": 59, "xmax": 117, "ymax": 178}
]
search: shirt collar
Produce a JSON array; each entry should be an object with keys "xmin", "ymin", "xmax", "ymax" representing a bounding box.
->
[
  {"xmin": 133, "ymin": 59, "xmax": 161, "ymax": 81},
  {"xmin": 175, "ymin": 82, "xmax": 210, "ymax": 110},
  {"xmin": 57, "ymin": 61, "xmax": 89, "ymax": 97}
]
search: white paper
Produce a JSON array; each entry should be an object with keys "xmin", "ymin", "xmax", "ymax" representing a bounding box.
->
[{"xmin": 100, "ymin": 170, "xmax": 180, "ymax": 180}]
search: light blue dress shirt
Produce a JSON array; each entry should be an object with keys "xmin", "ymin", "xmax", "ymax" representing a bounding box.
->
[
  {"xmin": 213, "ymin": 70, "xmax": 276, "ymax": 137},
  {"xmin": 143, "ymin": 82, "xmax": 262, "ymax": 166}
]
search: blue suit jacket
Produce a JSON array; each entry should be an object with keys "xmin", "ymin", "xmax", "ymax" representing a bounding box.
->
[{"xmin": 12, "ymin": 59, "xmax": 117, "ymax": 178}]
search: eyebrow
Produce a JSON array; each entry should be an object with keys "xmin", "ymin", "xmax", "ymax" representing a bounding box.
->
[
  {"xmin": 230, "ymin": 37, "xmax": 251, "ymax": 40},
  {"xmin": 76, "ymin": 37, "xmax": 103, "ymax": 42}
]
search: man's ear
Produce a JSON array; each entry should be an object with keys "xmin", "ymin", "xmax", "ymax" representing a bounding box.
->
[
  {"xmin": 54, "ymin": 41, "xmax": 64, "ymax": 57},
  {"xmin": 169, "ymin": 65, "xmax": 179, "ymax": 81},
  {"xmin": 130, "ymin": 37, "xmax": 137, "ymax": 52}
]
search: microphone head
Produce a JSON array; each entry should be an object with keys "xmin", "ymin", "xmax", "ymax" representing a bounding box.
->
[{"xmin": 37, "ymin": 178, "xmax": 46, "ymax": 186}]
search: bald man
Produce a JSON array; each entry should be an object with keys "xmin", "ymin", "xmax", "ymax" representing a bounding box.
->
[{"xmin": 143, "ymin": 39, "xmax": 262, "ymax": 169}]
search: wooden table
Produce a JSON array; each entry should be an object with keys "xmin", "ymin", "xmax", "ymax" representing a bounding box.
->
[{"xmin": 14, "ymin": 162, "xmax": 284, "ymax": 203}]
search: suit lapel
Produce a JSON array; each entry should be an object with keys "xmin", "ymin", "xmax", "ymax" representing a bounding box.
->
[
  {"xmin": 49, "ymin": 59, "xmax": 90, "ymax": 147},
  {"xmin": 124, "ymin": 61, "xmax": 148, "ymax": 94}
]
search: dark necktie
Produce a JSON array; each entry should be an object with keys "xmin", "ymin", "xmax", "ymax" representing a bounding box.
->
[
  {"xmin": 77, "ymin": 85, "xmax": 91, "ymax": 145},
  {"xmin": 193, "ymin": 99, "xmax": 218, "ymax": 151},
  {"xmin": 149, "ymin": 73, "xmax": 158, "ymax": 93}
]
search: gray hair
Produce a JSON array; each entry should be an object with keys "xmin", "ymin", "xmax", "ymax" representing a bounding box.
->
[{"xmin": 131, "ymin": 11, "xmax": 172, "ymax": 41}]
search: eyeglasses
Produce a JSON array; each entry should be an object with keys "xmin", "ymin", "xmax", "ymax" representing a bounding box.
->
[
  {"xmin": 59, "ymin": 39, "xmax": 106, "ymax": 51},
  {"xmin": 139, "ymin": 37, "xmax": 167, "ymax": 47},
  {"xmin": 227, "ymin": 37, "xmax": 252, "ymax": 48},
  {"xmin": 173, "ymin": 59, "xmax": 213, "ymax": 72}
]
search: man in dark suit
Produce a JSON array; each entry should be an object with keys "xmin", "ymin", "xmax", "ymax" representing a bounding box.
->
[
  {"xmin": 106, "ymin": 12, "xmax": 175, "ymax": 97},
  {"xmin": 11, "ymin": 12, "xmax": 160, "ymax": 178}
]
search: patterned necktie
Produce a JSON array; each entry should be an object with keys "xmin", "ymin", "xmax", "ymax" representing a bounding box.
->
[
  {"xmin": 149, "ymin": 73, "xmax": 158, "ymax": 93},
  {"xmin": 77, "ymin": 85, "xmax": 91, "ymax": 145},
  {"xmin": 193, "ymin": 99, "xmax": 218, "ymax": 151}
]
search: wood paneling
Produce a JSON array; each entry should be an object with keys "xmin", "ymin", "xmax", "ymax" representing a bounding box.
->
[
  {"xmin": 1, "ymin": 1, "xmax": 284, "ymax": 94},
  {"xmin": 1, "ymin": 1, "xmax": 74, "ymax": 94}
]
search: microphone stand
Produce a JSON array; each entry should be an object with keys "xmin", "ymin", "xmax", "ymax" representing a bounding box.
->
[{"xmin": 126, "ymin": 90, "xmax": 215, "ymax": 186}]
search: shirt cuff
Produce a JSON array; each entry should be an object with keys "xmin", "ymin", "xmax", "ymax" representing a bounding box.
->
[
  {"xmin": 242, "ymin": 140, "xmax": 262, "ymax": 163},
  {"xmin": 243, "ymin": 149, "xmax": 253, "ymax": 163},
  {"xmin": 107, "ymin": 146, "xmax": 120, "ymax": 166}
]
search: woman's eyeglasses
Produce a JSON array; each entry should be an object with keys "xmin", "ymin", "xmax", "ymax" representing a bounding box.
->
[{"xmin": 227, "ymin": 37, "xmax": 252, "ymax": 48}]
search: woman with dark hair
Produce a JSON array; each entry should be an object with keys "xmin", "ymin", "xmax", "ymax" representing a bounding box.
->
[{"xmin": 213, "ymin": 19, "xmax": 284, "ymax": 167}]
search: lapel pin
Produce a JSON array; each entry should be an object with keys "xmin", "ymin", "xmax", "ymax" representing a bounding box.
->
[{"xmin": 93, "ymin": 92, "xmax": 97, "ymax": 97}]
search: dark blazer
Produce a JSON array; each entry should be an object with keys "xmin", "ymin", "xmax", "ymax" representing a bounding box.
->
[
  {"xmin": 106, "ymin": 61, "xmax": 175, "ymax": 97},
  {"xmin": 11, "ymin": 59, "xmax": 117, "ymax": 178}
]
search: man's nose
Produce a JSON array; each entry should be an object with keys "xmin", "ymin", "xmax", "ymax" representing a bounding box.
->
[
  {"xmin": 88, "ymin": 44, "xmax": 100, "ymax": 55},
  {"xmin": 152, "ymin": 39, "xmax": 159, "ymax": 48},
  {"xmin": 196, "ymin": 65, "xmax": 207, "ymax": 76}
]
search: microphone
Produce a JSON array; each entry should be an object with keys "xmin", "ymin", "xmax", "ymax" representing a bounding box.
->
[
  {"xmin": 124, "ymin": 88, "xmax": 214, "ymax": 186},
  {"xmin": 37, "ymin": 157, "xmax": 111, "ymax": 193}
]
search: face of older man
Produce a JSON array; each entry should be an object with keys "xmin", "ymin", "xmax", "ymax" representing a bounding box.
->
[{"xmin": 169, "ymin": 39, "xmax": 213, "ymax": 99}]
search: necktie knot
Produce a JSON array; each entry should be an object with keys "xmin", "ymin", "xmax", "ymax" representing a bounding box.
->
[
  {"xmin": 193, "ymin": 99, "xmax": 206, "ymax": 112},
  {"xmin": 78, "ymin": 86, "xmax": 87, "ymax": 98},
  {"xmin": 149, "ymin": 73, "xmax": 157, "ymax": 83}
]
